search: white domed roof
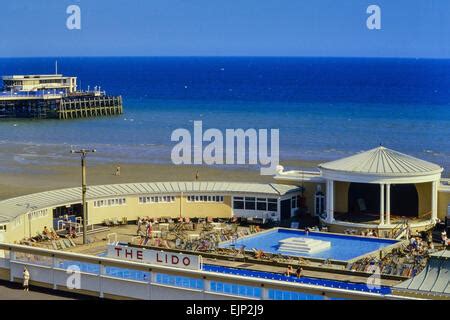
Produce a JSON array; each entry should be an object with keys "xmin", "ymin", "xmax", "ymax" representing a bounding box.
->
[{"xmin": 319, "ymin": 146, "xmax": 442, "ymax": 176}]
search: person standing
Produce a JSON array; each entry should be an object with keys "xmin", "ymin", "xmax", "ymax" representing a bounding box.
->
[
  {"xmin": 296, "ymin": 266, "xmax": 303, "ymax": 278},
  {"xmin": 23, "ymin": 267, "xmax": 30, "ymax": 292},
  {"xmin": 136, "ymin": 218, "xmax": 143, "ymax": 235}
]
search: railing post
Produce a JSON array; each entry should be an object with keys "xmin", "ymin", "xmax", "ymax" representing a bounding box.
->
[
  {"xmin": 99, "ymin": 262, "xmax": 105, "ymax": 298},
  {"xmin": 203, "ymin": 276, "xmax": 211, "ymax": 299},
  {"xmin": 148, "ymin": 269, "xmax": 152, "ymax": 300},
  {"xmin": 261, "ymin": 284, "xmax": 269, "ymax": 300},
  {"xmin": 52, "ymin": 254, "xmax": 57, "ymax": 290},
  {"xmin": 9, "ymin": 250, "xmax": 15, "ymax": 282}
]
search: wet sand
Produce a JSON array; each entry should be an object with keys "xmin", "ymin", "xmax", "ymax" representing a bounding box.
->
[{"xmin": 0, "ymin": 159, "xmax": 320, "ymax": 200}]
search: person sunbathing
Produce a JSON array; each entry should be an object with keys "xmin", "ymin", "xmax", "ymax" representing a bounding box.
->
[
  {"xmin": 254, "ymin": 249, "xmax": 266, "ymax": 259},
  {"xmin": 285, "ymin": 265, "xmax": 294, "ymax": 276}
]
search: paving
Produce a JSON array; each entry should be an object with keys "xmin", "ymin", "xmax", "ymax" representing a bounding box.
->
[{"xmin": 0, "ymin": 280, "xmax": 88, "ymax": 300}]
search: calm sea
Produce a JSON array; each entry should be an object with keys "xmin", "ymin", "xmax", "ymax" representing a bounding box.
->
[{"xmin": 0, "ymin": 57, "xmax": 449, "ymax": 172}]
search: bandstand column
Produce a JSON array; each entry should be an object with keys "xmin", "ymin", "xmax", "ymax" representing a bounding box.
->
[
  {"xmin": 326, "ymin": 180, "xmax": 334, "ymax": 223},
  {"xmin": 379, "ymin": 183, "xmax": 385, "ymax": 225},
  {"xmin": 432, "ymin": 180, "xmax": 438, "ymax": 221},
  {"xmin": 385, "ymin": 184, "xmax": 391, "ymax": 225}
]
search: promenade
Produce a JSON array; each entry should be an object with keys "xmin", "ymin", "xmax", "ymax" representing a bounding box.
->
[{"xmin": 0, "ymin": 280, "xmax": 90, "ymax": 300}]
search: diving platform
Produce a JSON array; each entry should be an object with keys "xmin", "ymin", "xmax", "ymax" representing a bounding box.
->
[{"xmin": 278, "ymin": 237, "xmax": 331, "ymax": 254}]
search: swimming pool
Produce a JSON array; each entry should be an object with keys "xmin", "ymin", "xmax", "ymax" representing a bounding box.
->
[{"xmin": 220, "ymin": 228, "xmax": 398, "ymax": 261}]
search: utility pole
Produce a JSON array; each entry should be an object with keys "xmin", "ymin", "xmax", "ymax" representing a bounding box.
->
[{"xmin": 70, "ymin": 148, "xmax": 96, "ymax": 244}]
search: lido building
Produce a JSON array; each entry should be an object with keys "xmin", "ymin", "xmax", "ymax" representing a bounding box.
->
[
  {"xmin": 0, "ymin": 182, "xmax": 301, "ymax": 243},
  {"xmin": 0, "ymin": 146, "xmax": 449, "ymax": 244}
]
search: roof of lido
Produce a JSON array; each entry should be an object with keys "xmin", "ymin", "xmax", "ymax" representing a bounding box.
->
[
  {"xmin": 0, "ymin": 181, "xmax": 301, "ymax": 223},
  {"xmin": 394, "ymin": 250, "xmax": 450, "ymax": 298},
  {"xmin": 319, "ymin": 146, "xmax": 443, "ymax": 176}
]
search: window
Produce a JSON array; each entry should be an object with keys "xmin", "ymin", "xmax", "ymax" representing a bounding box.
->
[
  {"xmin": 139, "ymin": 196, "xmax": 175, "ymax": 204},
  {"xmin": 94, "ymin": 197, "xmax": 127, "ymax": 207},
  {"xmin": 234, "ymin": 197, "xmax": 278, "ymax": 211},
  {"xmin": 291, "ymin": 196, "xmax": 298, "ymax": 209},
  {"xmin": 0, "ymin": 225, "xmax": 6, "ymax": 232},
  {"xmin": 233, "ymin": 197, "xmax": 244, "ymax": 209},
  {"xmin": 12, "ymin": 216, "xmax": 22, "ymax": 229},
  {"xmin": 29, "ymin": 209, "xmax": 49, "ymax": 220},
  {"xmin": 244, "ymin": 197, "xmax": 256, "ymax": 210},
  {"xmin": 257, "ymin": 198, "xmax": 267, "ymax": 211},
  {"xmin": 186, "ymin": 195, "xmax": 224, "ymax": 203},
  {"xmin": 267, "ymin": 198, "xmax": 278, "ymax": 212},
  {"xmin": 314, "ymin": 192, "xmax": 325, "ymax": 216}
]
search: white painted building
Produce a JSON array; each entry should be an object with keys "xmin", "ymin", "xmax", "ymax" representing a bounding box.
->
[
  {"xmin": 275, "ymin": 146, "xmax": 449, "ymax": 235},
  {"xmin": 2, "ymin": 74, "xmax": 77, "ymax": 93}
]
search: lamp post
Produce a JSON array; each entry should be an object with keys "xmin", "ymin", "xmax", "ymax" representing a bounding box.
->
[{"xmin": 71, "ymin": 148, "xmax": 96, "ymax": 244}]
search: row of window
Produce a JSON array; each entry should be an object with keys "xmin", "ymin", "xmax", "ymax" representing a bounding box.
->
[
  {"xmin": 93, "ymin": 198, "xmax": 127, "ymax": 208},
  {"xmin": 139, "ymin": 196, "xmax": 176, "ymax": 204},
  {"xmin": 11, "ymin": 216, "xmax": 22, "ymax": 230},
  {"xmin": 29, "ymin": 209, "xmax": 49, "ymax": 220},
  {"xmin": 233, "ymin": 197, "xmax": 278, "ymax": 212},
  {"xmin": 187, "ymin": 195, "xmax": 224, "ymax": 203}
]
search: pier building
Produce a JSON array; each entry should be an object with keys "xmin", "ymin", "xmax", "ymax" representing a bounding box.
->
[{"xmin": 0, "ymin": 73, "xmax": 123, "ymax": 119}]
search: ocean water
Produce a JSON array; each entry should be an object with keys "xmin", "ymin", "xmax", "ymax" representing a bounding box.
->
[{"xmin": 0, "ymin": 57, "xmax": 449, "ymax": 172}]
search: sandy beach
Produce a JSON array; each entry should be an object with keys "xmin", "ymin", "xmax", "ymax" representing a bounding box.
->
[{"xmin": 0, "ymin": 159, "xmax": 320, "ymax": 200}]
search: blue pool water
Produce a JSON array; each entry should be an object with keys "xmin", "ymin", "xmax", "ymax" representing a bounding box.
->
[{"xmin": 220, "ymin": 229, "xmax": 398, "ymax": 261}]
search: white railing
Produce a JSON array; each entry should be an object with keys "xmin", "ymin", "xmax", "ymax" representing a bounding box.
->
[{"xmin": 0, "ymin": 243, "xmax": 408, "ymax": 300}]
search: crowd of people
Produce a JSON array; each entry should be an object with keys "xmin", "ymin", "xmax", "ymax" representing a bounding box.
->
[
  {"xmin": 136, "ymin": 217, "xmax": 154, "ymax": 245},
  {"xmin": 348, "ymin": 232, "xmax": 435, "ymax": 277}
]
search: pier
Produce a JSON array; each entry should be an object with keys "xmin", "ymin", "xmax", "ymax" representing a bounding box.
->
[
  {"xmin": 0, "ymin": 74, "xmax": 123, "ymax": 119},
  {"xmin": 58, "ymin": 94, "xmax": 123, "ymax": 119}
]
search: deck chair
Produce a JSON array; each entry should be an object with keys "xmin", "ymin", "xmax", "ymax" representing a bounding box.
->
[{"xmin": 112, "ymin": 217, "xmax": 120, "ymax": 226}]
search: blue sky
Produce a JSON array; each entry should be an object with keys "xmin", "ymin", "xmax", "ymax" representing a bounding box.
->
[{"xmin": 0, "ymin": 0, "xmax": 449, "ymax": 58}]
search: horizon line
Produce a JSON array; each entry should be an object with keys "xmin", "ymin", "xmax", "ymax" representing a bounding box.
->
[{"xmin": 0, "ymin": 55, "xmax": 449, "ymax": 61}]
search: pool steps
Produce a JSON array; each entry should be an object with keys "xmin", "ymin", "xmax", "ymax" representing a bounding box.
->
[{"xmin": 278, "ymin": 237, "xmax": 331, "ymax": 253}]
